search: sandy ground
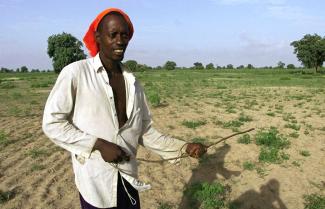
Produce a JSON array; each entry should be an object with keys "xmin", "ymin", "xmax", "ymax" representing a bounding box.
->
[{"xmin": 0, "ymin": 87, "xmax": 324, "ymax": 209}]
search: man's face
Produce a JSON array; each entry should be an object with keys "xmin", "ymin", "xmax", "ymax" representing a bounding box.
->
[{"xmin": 96, "ymin": 14, "xmax": 130, "ymax": 62}]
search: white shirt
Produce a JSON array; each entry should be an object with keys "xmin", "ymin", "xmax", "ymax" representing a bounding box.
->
[{"xmin": 42, "ymin": 53, "xmax": 186, "ymax": 208}]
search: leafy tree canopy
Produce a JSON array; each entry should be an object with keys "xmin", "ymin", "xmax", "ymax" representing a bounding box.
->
[
  {"xmin": 291, "ymin": 34, "xmax": 325, "ymax": 72},
  {"xmin": 193, "ymin": 62, "xmax": 204, "ymax": 69},
  {"xmin": 164, "ymin": 61, "xmax": 177, "ymax": 70},
  {"xmin": 47, "ymin": 32, "xmax": 86, "ymax": 73},
  {"xmin": 124, "ymin": 60, "xmax": 138, "ymax": 71}
]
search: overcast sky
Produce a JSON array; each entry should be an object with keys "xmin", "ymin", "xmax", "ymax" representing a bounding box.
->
[{"xmin": 1, "ymin": 0, "xmax": 325, "ymax": 69}]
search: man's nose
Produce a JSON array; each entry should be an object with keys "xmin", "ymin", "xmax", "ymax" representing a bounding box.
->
[{"xmin": 116, "ymin": 34, "xmax": 127, "ymax": 45}]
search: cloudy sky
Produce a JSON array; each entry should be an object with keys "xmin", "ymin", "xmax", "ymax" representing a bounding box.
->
[{"xmin": 1, "ymin": 0, "xmax": 324, "ymax": 69}]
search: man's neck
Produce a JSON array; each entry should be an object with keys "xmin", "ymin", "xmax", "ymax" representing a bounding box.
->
[{"xmin": 99, "ymin": 52, "xmax": 121, "ymax": 74}]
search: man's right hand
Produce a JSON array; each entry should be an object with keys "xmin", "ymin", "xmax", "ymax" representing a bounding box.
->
[{"xmin": 93, "ymin": 138, "xmax": 130, "ymax": 163}]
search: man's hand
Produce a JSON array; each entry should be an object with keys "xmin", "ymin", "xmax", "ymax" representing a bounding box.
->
[
  {"xmin": 93, "ymin": 138, "xmax": 130, "ymax": 163},
  {"xmin": 186, "ymin": 143, "xmax": 207, "ymax": 158}
]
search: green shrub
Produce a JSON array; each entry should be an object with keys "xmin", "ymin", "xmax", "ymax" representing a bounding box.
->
[
  {"xmin": 300, "ymin": 150, "xmax": 311, "ymax": 157},
  {"xmin": 304, "ymin": 194, "xmax": 325, "ymax": 209},
  {"xmin": 237, "ymin": 134, "xmax": 251, "ymax": 144},
  {"xmin": 0, "ymin": 189, "xmax": 15, "ymax": 204},
  {"xmin": 243, "ymin": 161, "xmax": 255, "ymax": 170},
  {"xmin": 182, "ymin": 120, "xmax": 207, "ymax": 129},
  {"xmin": 238, "ymin": 113, "xmax": 253, "ymax": 122},
  {"xmin": 184, "ymin": 182, "xmax": 229, "ymax": 209},
  {"xmin": 255, "ymin": 127, "xmax": 290, "ymax": 163}
]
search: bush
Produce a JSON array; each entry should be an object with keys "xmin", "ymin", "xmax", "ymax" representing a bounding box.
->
[
  {"xmin": 184, "ymin": 182, "xmax": 229, "ymax": 209},
  {"xmin": 304, "ymin": 194, "xmax": 325, "ymax": 209}
]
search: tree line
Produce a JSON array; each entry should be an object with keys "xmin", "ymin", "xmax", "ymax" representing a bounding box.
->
[{"xmin": 1, "ymin": 33, "xmax": 324, "ymax": 73}]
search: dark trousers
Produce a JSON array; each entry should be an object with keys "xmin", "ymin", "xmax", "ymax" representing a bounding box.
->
[{"xmin": 79, "ymin": 173, "xmax": 140, "ymax": 209}]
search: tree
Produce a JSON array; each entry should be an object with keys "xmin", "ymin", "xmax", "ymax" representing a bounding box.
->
[
  {"xmin": 246, "ymin": 64, "xmax": 254, "ymax": 69},
  {"xmin": 277, "ymin": 61, "xmax": 285, "ymax": 69},
  {"xmin": 124, "ymin": 60, "xmax": 138, "ymax": 71},
  {"xmin": 226, "ymin": 64, "xmax": 234, "ymax": 69},
  {"xmin": 287, "ymin": 64, "xmax": 295, "ymax": 69},
  {"xmin": 47, "ymin": 32, "xmax": 86, "ymax": 73},
  {"xmin": 164, "ymin": 61, "xmax": 177, "ymax": 70},
  {"xmin": 21, "ymin": 66, "xmax": 28, "ymax": 72},
  {"xmin": 206, "ymin": 63, "xmax": 214, "ymax": 69},
  {"xmin": 193, "ymin": 62, "xmax": 204, "ymax": 69},
  {"xmin": 291, "ymin": 34, "xmax": 325, "ymax": 73},
  {"xmin": 237, "ymin": 65, "xmax": 244, "ymax": 69}
]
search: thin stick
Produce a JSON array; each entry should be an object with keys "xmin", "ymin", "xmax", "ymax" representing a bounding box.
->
[
  {"xmin": 137, "ymin": 128, "xmax": 255, "ymax": 163},
  {"xmin": 206, "ymin": 128, "xmax": 255, "ymax": 148}
]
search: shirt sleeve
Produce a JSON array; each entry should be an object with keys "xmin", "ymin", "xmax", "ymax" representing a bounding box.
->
[
  {"xmin": 138, "ymin": 87, "xmax": 187, "ymax": 162},
  {"xmin": 42, "ymin": 66, "xmax": 97, "ymax": 159}
]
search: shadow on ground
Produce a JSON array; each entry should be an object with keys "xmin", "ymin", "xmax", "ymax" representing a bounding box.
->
[{"xmin": 230, "ymin": 179, "xmax": 288, "ymax": 209}]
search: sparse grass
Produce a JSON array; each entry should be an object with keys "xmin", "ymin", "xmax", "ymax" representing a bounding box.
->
[
  {"xmin": 182, "ymin": 120, "xmax": 207, "ymax": 129},
  {"xmin": 238, "ymin": 113, "xmax": 253, "ymax": 122},
  {"xmin": 26, "ymin": 148, "xmax": 48, "ymax": 159},
  {"xmin": 184, "ymin": 182, "xmax": 229, "ymax": 209},
  {"xmin": 31, "ymin": 163, "xmax": 46, "ymax": 172},
  {"xmin": 0, "ymin": 81, "xmax": 15, "ymax": 89},
  {"xmin": 192, "ymin": 137, "xmax": 208, "ymax": 144},
  {"xmin": 285, "ymin": 123, "xmax": 301, "ymax": 131},
  {"xmin": 147, "ymin": 90, "xmax": 161, "ymax": 107},
  {"xmin": 304, "ymin": 194, "xmax": 325, "ymax": 209},
  {"xmin": 0, "ymin": 189, "xmax": 16, "ymax": 204},
  {"xmin": 292, "ymin": 161, "xmax": 301, "ymax": 167},
  {"xmin": 157, "ymin": 202, "xmax": 173, "ymax": 209},
  {"xmin": 242, "ymin": 161, "xmax": 255, "ymax": 170},
  {"xmin": 289, "ymin": 132, "xmax": 299, "ymax": 138},
  {"xmin": 0, "ymin": 130, "xmax": 11, "ymax": 146},
  {"xmin": 237, "ymin": 134, "xmax": 251, "ymax": 144},
  {"xmin": 223, "ymin": 120, "xmax": 243, "ymax": 128},
  {"xmin": 255, "ymin": 127, "xmax": 290, "ymax": 163},
  {"xmin": 300, "ymin": 150, "xmax": 311, "ymax": 157},
  {"xmin": 266, "ymin": 112, "xmax": 275, "ymax": 117}
]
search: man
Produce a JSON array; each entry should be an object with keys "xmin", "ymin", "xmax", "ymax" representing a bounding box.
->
[{"xmin": 42, "ymin": 8, "xmax": 206, "ymax": 209}]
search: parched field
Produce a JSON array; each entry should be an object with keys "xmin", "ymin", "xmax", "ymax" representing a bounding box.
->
[{"xmin": 0, "ymin": 69, "xmax": 324, "ymax": 209}]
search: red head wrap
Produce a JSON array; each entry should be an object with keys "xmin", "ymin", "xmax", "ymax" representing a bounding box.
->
[{"xmin": 83, "ymin": 8, "xmax": 134, "ymax": 57}]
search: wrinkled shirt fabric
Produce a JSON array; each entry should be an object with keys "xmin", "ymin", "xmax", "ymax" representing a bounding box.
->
[{"xmin": 42, "ymin": 53, "xmax": 186, "ymax": 208}]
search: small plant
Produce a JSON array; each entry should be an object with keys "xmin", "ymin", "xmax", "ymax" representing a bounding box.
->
[
  {"xmin": 157, "ymin": 202, "xmax": 173, "ymax": 209},
  {"xmin": 223, "ymin": 120, "xmax": 243, "ymax": 128},
  {"xmin": 292, "ymin": 161, "xmax": 301, "ymax": 167},
  {"xmin": 304, "ymin": 194, "xmax": 325, "ymax": 209},
  {"xmin": 285, "ymin": 123, "xmax": 301, "ymax": 131},
  {"xmin": 0, "ymin": 82, "xmax": 15, "ymax": 89},
  {"xmin": 289, "ymin": 132, "xmax": 299, "ymax": 138},
  {"xmin": 0, "ymin": 131, "xmax": 11, "ymax": 146},
  {"xmin": 237, "ymin": 134, "xmax": 251, "ymax": 144},
  {"xmin": 192, "ymin": 137, "xmax": 208, "ymax": 144},
  {"xmin": 26, "ymin": 148, "xmax": 48, "ymax": 159},
  {"xmin": 147, "ymin": 91, "xmax": 161, "ymax": 107},
  {"xmin": 243, "ymin": 161, "xmax": 255, "ymax": 170},
  {"xmin": 255, "ymin": 127, "xmax": 290, "ymax": 163},
  {"xmin": 238, "ymin": 113, "xmax": 253, "ymax": 122},
  {"xmin": 282, "ymin": 113, "xmax": 296, "ymax": 121},
  {"xmin": 31, "ymin": 163, "xmax": 46, "ymax": 172},
  {"xmin": 0, "ymin": 189, "xmax": 15, "ymax": 204},
  {"xmin": 184, "ymin": 182, "xmax": 229, "ymax": 209},
  {"xmin": 300, "ymin": 150, "xmax": 311, "ymax": 157},
  {"xmin": 182, "ymin": 120, "xmax": 207, "ymax": 129},
  {"xmin": 266, "ymin": 112, "xmax": 275, "ymax": 117},
  {"xmin": 226, "ymin": 108, "xmax": 236, "ymax": 113}
]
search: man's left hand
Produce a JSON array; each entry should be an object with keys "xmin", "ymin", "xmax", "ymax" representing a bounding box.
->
[{"xmin": 186, "ymin": 143, "xmax": 207, "ymax": 158}]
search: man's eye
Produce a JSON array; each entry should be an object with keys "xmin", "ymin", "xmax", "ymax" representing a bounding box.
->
[{"xmin": 109, "ymin": 33, "xmax": 116, "ymax": 37}]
